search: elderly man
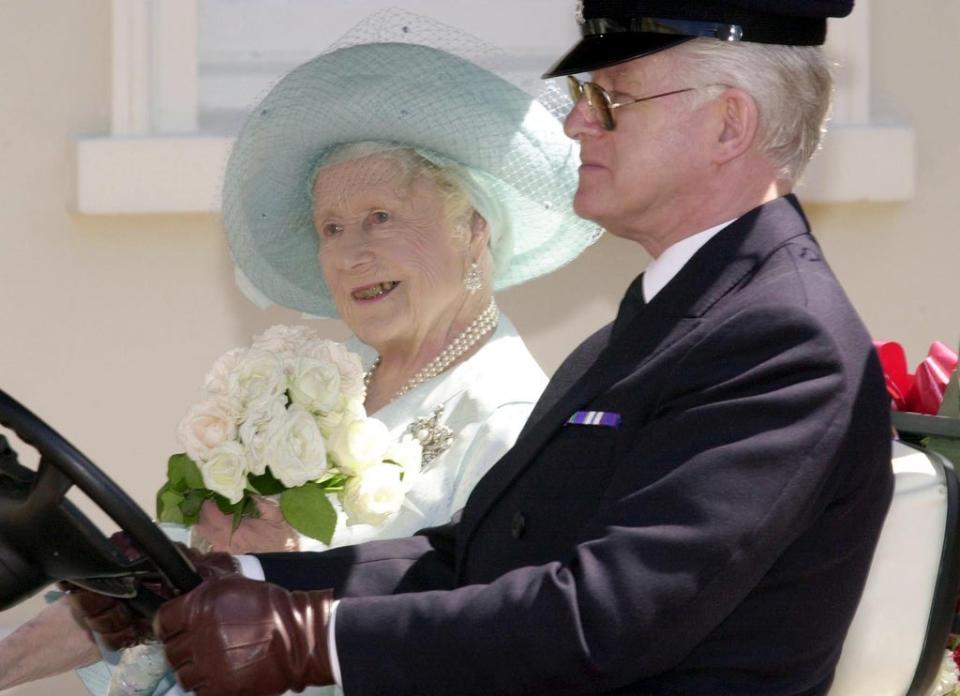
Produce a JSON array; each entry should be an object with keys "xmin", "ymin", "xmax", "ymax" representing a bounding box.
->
[{"xmin": 70, "ymin": 1, "xmax": 893, "ymax": 694}]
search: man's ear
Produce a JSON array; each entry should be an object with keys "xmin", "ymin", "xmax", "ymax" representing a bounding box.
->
[{"xmin": 712, "ymin": 88, "xmax": 760, "ymax": 165}]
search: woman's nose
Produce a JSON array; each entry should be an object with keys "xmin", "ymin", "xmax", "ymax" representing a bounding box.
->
[{"xmin": 334, "ymin": 231, "xmax": 376, "ymax": 270}]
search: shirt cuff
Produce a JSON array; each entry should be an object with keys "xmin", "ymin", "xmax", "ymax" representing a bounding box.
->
[
  {"xmin": 234, "ymin": 554, "xmax": 265, "ymax": 581},
  {"xmin": 329, "ymin": 599, "xmax": 342, "ymax": 686}
]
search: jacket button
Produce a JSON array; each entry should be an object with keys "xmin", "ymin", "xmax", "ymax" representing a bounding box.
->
[{"xmin": 511, "ymin": 511, "xmax": 526, "ymax": 539}]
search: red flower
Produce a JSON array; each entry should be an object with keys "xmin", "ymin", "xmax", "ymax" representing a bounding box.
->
[{"xmin": 874, "ymin": 341, "xmax": 958, "ymax": 414}]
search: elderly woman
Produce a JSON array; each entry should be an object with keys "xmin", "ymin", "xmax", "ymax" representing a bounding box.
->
[{"xmin": 0, "ymin": 40, "xmax": 597, "ymax": 695}]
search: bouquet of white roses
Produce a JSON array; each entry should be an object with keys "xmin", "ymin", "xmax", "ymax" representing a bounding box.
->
[{"xmin": 156, "ymin": 325, "xmax": 422, "ymax": 544}]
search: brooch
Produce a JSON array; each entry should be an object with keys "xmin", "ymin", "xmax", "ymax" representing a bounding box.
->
[{"xmin": 407, "ymin": 405, "xmax": 454, "ymax": 466}]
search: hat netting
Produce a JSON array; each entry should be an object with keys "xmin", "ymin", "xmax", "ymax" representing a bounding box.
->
[{"xmin": 223, "ymin": 8, "xmax": 601, "ymax": 318}]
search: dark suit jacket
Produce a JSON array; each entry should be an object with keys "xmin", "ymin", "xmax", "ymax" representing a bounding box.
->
[{"xmin": 259, "ymin": 195, "xmax": 893, "ymax": 695}]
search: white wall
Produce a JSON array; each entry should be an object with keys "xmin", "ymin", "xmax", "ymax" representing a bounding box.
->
[{"xmin": 0, "ymin": 2, "xmax": 956, "ymax": 694}]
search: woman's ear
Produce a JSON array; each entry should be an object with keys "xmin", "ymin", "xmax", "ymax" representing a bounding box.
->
[
  {"xmin": 712, "ymin": 88, "xmax": 760, "ymax": 165},
  {"xmin": 468, "ymin": 211, "xmax": 489, "ymax": 256}
]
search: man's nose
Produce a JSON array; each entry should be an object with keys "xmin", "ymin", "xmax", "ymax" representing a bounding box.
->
[{"xmin": 563, "ymin": 96, "xmax": 605, "ymax": 140}]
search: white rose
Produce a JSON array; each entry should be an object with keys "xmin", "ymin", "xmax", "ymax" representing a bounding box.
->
[
  {"xmin": 203, "ymin": 347, "xmax": 246, "ymax": 397},
  {"xmin": 301, "ymin": 339, "xmax": 366, "ymax": 400},
  {"xmin": 228, "ymin": 348, "xmax": 287, "ymax": 411},
  {"xmin": 252, "ymin": 325, "xmax": 318, "ymax": 356},
  {"xmin": 327, "ymin": 414, "xmax": 391, "ymax": 476},
  {"xmin": 265, "ymin": 405, "xmax": 330, "ymax": 488},
  {"xmin": 200, "ymin": 441, "xmax": 248, "ymax": 504},
  {"xmin": 176, "ymin": 398, "xmax": 239, "ymax": 463},
  {"xmin": 384, "ymin": 434, "xmax": 423, "ymax": 492},
  {"xmin": 341, "ymin": 463, "xmax": 404, "ymax": 526},
  {"xmin": 288, "ymin": 357, "xmax": 341, "ymax": 414},
  {"xmin": 316, "ymin": 397, "xmax": 366, "ymax": 438},
  {"xmin": 238, "ymin": 400, "xmax": 287, "ymax": 475}
]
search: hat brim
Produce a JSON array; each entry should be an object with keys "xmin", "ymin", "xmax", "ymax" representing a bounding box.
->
[
  {"xmin": 542, "ymin": 33, "xmax": 692, "ymax": 78},
  {"xmin": 224, "ymin": 42, "xmax": 600, "ymax": 318}
]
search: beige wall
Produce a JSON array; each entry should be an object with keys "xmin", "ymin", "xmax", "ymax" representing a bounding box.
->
[
  {"xmin": 0, "ymin": 2, "xmax": 956, "ymax": 694},
  {"xmin": 808, "ymin": 2, "xmax": 960, "ymax": 357}
]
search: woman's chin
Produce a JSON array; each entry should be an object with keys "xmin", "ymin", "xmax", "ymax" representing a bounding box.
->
[{"xmin": 349, "ymin": 313, "xmax": 404, "ymax": 349}]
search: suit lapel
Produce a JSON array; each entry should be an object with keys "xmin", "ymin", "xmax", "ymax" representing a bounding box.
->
[
  {"xmin": 457, "ymin": 303, "xmax": 703, "ymax": 559},
  {"xmin": 456, "ymin": 195, "xmax": 816, "ymax": 562},
  {"xmin": 515, "ymin": 270, "xmax": 644, "ymax": 438}
]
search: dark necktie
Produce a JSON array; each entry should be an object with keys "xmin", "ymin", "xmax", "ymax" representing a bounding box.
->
[{"xmin": 611, "ymin": 272, "xmax": 646, "ymax": 339}]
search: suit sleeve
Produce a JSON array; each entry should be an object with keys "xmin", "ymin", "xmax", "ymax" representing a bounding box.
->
[
  {"xmin": 256, "ymin": 519, "xmax": 459, "ymax": 596},
  {"xmin": 332, "ymin": 304, "xmax": 889, "ymax": 694}
]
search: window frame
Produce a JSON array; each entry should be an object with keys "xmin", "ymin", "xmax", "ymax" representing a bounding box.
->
[{"xmin": 73, "ymin": 0, "xmax": 913, "ymax": 213}]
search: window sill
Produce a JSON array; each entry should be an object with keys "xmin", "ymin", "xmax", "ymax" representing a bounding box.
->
[
  {"xmin": 800, "ymin": 123, "xmax": 915, "ymax": 203},
  {"xmin": 73, "ymin": 135, "xmax": 233, "ymax": 214},
  {"xmin": 72, "ymin": 123, "xmax": 915, "ymax": 215}
]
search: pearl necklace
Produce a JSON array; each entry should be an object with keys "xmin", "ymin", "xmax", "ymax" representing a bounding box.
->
[{"xmin": 365, "ymin": 299, "xmax": 499, "ymax": 401}]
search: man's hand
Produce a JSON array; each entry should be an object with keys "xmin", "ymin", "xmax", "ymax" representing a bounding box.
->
[
  {"xmin": 60, "ymin": 584, "xmax": 153, "ymax": 651},
  {"xmin": 61, "ymin": 534, "xmax": 239, "ymax": 651},
  {"xmin": 155, "ymin": 576, "xmax": 334, "ymax": 696}
]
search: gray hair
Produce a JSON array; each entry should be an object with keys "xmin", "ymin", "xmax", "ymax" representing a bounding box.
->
[
  {"xmin": 674, "ymin": 38, "xmax": 833, "ymax": 184},
  {"xmin": 312, "ymin": 142, "xmax": 484, "ymax": 237}
]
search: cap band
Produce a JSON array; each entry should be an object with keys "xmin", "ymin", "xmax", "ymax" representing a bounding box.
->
[
  {"xmin": 580, "ymin": 1, "xmax": 829, "ymax": 45},
  {"xmin": 583, "ymin": 17, "xmax": 743, "ymax": 41}
]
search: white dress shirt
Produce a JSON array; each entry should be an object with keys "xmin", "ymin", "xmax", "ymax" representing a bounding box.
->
[{"xmin": 642, "ymin": 219, "xmax": 736, "ymax": 302}]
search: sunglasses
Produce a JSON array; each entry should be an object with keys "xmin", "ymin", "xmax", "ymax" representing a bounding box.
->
[{"xmin": 565, "ymin": 75, "xmax": 698, "ymax": 131}]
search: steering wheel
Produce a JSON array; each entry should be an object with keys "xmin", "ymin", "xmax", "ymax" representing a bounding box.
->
[{"xmin": 0, "ymin": 389, "xmax": 201, "ymax": 617}]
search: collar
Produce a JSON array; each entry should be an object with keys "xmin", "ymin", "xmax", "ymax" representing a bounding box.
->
[{"xmin": 642, "ymin": 218, "xmax": 737, "ymax": 302}]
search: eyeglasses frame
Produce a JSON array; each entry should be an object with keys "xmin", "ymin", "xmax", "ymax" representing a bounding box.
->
[{"xmin": 566, "ymin": 75, "xmax": 709, "ymax": 131}]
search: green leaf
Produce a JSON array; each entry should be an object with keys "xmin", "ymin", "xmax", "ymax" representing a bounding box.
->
[
  {"xmin": 242, "ymin": 495, "xmax": 259, "ymax": 517},
  {"xmin": 180, "ymin": 489, "xmax": 207, "ymax": 522},
  {"xmin": 157, "ymin": 487, "xmax": 185, "ymax": 524},
  {"xmin": 182, "ymin": 456, "xmax": 206, "ymax": 490},
  {"xmin": 166, "ymin": 453, "xmax": 205, "ymax": 491},
  {"xmin": 232, "ymin": 504, "xmax": 244, "ymax": 530},
  {"xmin": 166, "ymin": 454, "xmax": 190, "ymax": 491},
  {"xmin": 213, "ymin": 493, "xmax": 239, "ymax": 515},
  {"xmin": 228, "ymin": 497, "xmax": 256, "ymax": 530},
  {"xmin": 248, "ymin": 470, "xmax": 286, "ymax": 496},
  {"xmin": 156, "ymin": 482, "xmax": 173, "ymax": 519},
  {"xmin": 159, "ymin": 507, "xmax": 184, "ymax": 525},
  {"xmin": 211, "ymin": 493, "xmax": 253, "ymax": 530},
  {"xmin": 317, "ymin": 474, "xmax": 349, "ymax": 491},
  {"xmin": 280, "ymin": 484, "xmax": 337, "ymax": 545}
]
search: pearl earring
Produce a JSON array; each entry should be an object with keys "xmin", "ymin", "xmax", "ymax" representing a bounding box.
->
[{"xmin": 463, "ymin": 261, "xmax": 482, "ymax": 293}]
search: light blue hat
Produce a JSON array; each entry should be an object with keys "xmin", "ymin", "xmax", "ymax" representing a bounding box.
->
[{"xmin": 223, "ymin": 41, "xmax": 600, "ymax": 318}]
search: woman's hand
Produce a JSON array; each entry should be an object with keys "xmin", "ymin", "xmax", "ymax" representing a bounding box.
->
[{"xmin": 193, "ymin": 497, "xmax": 300, "ymax": 554}]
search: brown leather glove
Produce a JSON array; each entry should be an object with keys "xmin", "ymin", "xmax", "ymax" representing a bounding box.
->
[
  {"xmin": 61, "ymin": 534, "xmax": 239, "ymax": 651},
  {"xmin": 156, "ymin": 576, "xmax": 334, "ymax": 696}
]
